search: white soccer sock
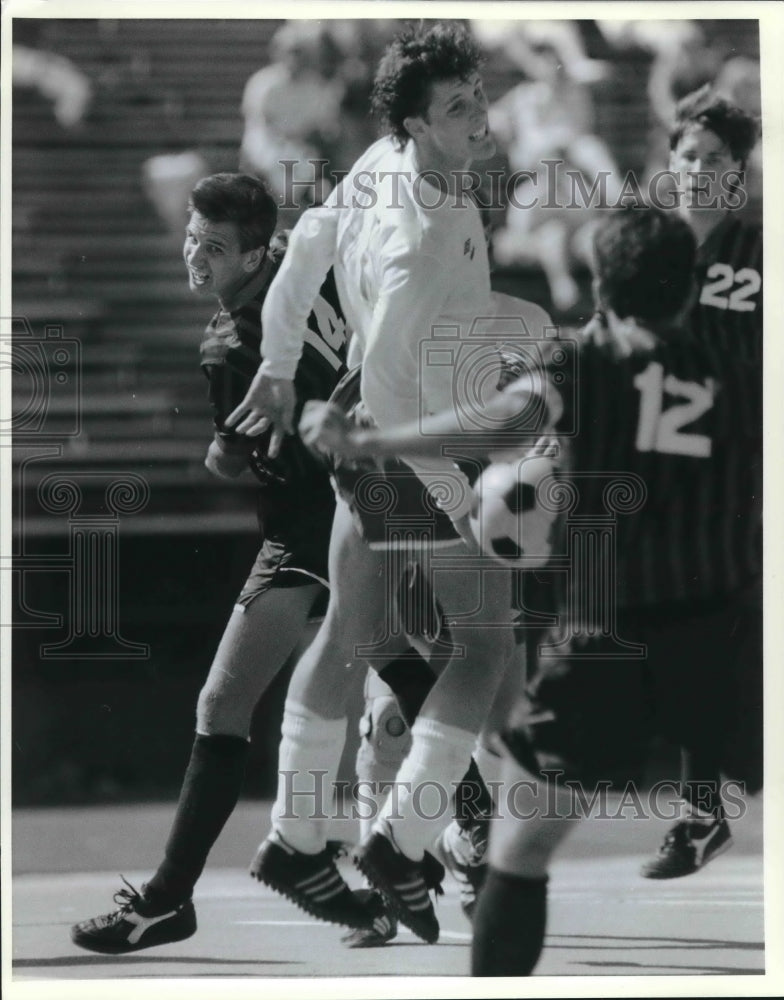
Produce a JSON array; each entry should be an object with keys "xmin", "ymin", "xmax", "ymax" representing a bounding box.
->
[
  {"xmin": 356, "ymin": 772, "xmax": 395, "ymax": 846},
  {"xmin": 270, "ymin": 700, "xmax": 347, "ymax": 854},
  {"xmin": 375, "ymin": 717, "xmax": 476, "ymax": 861}
]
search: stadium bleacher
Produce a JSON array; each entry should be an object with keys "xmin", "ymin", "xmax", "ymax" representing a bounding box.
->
[{"xmin": 11, "ymin": 20, "xmax": 291, "ymax": 537}]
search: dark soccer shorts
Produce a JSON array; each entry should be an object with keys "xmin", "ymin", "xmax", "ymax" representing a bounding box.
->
[
  {"xmin": 326, "ymin": 366, "xmax": 465, "ymax": 549},
  {"xmin": 235, "ymin": 495, "xmax": 334, "ymax": 612},
  {"xmin": 501, "ymin": 582, "xmax": 763, "ymax": 793}
]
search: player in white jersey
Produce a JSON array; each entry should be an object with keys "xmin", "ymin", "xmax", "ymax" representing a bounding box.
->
[
  {"xmin": 227, "ymin": 22, "xmax": 527, "ymax": 943},
  {"xmin": 247, "ymin": 125, "xmax": 495, "ymax": 501}
]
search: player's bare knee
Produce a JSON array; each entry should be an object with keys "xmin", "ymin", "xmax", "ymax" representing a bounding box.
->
[
  {"xmin": 489, "ymin": 767, "xmax": 579, "ymax": 875},
  {"xmin": 195, "ymin": 685, "xmax": 251, "ymax": 739}
]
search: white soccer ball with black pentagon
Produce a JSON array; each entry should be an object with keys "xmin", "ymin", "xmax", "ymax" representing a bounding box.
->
[{"xmin": 470, "ymin": 456, "xmax": 557, "ymax": 568}]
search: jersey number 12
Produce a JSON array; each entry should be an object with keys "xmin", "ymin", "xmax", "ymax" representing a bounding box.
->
[{"xmin": 634, "ymin": 362, "xmax": 714, "ymax": 458}]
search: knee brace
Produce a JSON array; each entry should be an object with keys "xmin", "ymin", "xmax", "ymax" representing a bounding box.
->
[{"xmin": 355, "ymin": 669, "xmax": 412, "ymax": 786}]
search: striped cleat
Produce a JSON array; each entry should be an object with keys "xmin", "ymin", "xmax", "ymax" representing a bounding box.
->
[
  {"xmin": 250, "ymin": 831, "xmax": 375, "ymax": 930},
  {"xmin": 353, "ymin": 824, "xmax": 440, "ymax": 944},
  {"xmin": 340, "ymin": 889, "xmax": 398, "ymax": 948}
]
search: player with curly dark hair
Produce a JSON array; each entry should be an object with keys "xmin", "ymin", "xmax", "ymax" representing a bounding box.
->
[
  {"xmin": 227, "ymin": 20, "xmax": 527, "ymax": 946},
  {"xmin": 371, "ymin": 20, "xmax": 484, "ymax": 149}
]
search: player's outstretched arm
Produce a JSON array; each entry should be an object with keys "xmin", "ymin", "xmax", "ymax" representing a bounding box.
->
[
  {"xmin": 299, "ymin": 401, "xmax": 357, "ymax": 458},
  {"xmin": 226, "ymin": 373, "xmax": 295, "ymax": 456},
  {"xmin": 226, "ymin": 204, "xmax": 339, "ymax": 453},
  {"xmin": 300, "ymin": 374, "xmax": 555, "ymax": 461}
]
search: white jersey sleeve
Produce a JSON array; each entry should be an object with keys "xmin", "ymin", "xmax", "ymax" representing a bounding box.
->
[{"xmin": 259, "ymin": 205, "xmax": 339, "ymax": 380}]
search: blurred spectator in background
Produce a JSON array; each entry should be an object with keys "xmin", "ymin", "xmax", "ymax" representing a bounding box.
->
[
  {"xmin": 239, "ymin": 21, "xmax": 345, "ymax": 218},
  {"xmin": 597, "ymin": 22, "xmax": 725, "ymax": 191},
  {"xmin": 713, "ymin": 56, "xmax": 761, "ymax": 117},
  {"xmin": 325, "ymin": 20, "xmax": 401, "ymax": 171},
  {"xmin": 473, "ymin": 18, "xmax": 610, "ymax": 84},
  {"xmin": 13, "ymin": 44, "xmax": 93, "ymax": 128},
  {"xmin": 638, "ymin": 21, "xmax": 724, "ymax": 130},
  {"xmin": 142, "ymin": 150, "xmax": 210, "ymax": 238},
  {"xmin": 713, "ymin": 56, "xmax": 762, "ymax": 222},
  {"xmin": 478, "ymin": 21, "xmax": 622, "ymax": 312}
]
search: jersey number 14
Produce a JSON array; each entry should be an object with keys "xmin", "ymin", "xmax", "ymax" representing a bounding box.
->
[{"xmin": 634, "ymin": 362, "xmax": 715, "ymax": 458}]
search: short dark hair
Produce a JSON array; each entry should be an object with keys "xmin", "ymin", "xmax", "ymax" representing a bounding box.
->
[
  {"xmin": 669, "ymin": 84, "xmax": 760, "ymax": 168},
  {"xmin": 371, "ymin": 21, "xmax": 483, "ymax": 149},
  {"xmin": 593, "ymin": 207, "xmax": 697, "ymax": 324},
  {"xmin": 188, "ymin": 173, "xmax": 277, "ymax": 252}
]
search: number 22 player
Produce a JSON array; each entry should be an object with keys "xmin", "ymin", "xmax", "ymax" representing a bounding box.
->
[{"xmin": 639, "ymin": 85, "xmax": 762, "ymax": 879}]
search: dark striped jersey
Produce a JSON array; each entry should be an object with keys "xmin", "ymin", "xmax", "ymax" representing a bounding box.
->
[
  {"xmin": 691, "ymin": 214, "xmax": 762, "ymax": 595},
  {"xmin": 693, "ymin": 214, "xmax": 762, "ymax": 362},
  {"xmin": 199, "ymin": 251, "xmax": 347, "ymax": 533},
  {"xmin": 549, "ymin": 316, "xmax": 761, "ymax": 609},
  {"xmin": 692, "ymin": 214, "xmax": 762, "ymax": 439}
]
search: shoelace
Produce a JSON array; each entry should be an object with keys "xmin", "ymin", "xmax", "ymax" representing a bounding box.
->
[
  {"xmin": 468, "ymin": 825, "xmax": 489, "ymax": 863},
  {"xmin": 449, "ymin": 826, "xmax": 488, "ymax": 869},
  {"xmin": 108, "ymin": 875, "xmax": 145, "ymax": 921}
]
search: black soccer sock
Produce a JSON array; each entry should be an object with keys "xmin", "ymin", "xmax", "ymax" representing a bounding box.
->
[
  {"xmin": 378, "ymin": 648, "xmax": 437, "ymax": 727},
  {"xmin": 472, "ymin": 869, "xmax": 548, "ymax": 976},
  {"xmin": 680, "ymin": 747, "xmax": 724, "ymax": 820},
  {"xmin": 146, "ymin": 733, "xmax": 249, "ymax": 904}
]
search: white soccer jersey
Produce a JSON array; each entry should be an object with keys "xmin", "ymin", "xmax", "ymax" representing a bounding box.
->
[{"xmin": 260, "ymin": 136, "xmax": 495, "ymax": 520}]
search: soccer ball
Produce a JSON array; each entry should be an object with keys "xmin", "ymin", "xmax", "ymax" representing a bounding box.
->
[{"xmin": 469, "ymin": 457, "xmax": 558, "ymax": 568}]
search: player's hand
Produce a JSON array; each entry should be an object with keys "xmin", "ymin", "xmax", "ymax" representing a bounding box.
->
[
  {"xmin": 204, "ymin": 439, "xmax": 247, "ymax": 480},
  {"xmin": 226, "ymin": 373, "xmax": 295, "ymax": 458},
  {"xmin": 528, "ymin": 434, "xmax": 561, "ymax": 464},
  {"xmin": 299, "ymin": 401, "xmax": 359, "ymax": 458}
]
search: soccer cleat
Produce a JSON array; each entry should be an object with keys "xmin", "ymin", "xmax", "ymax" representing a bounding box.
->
[
  {"xmin": 640, "ymin": 818, "xmax": 733, "ymax": 879},
  {"xmin": 250, "ymin": 831, "xmax": 374, "ymax": 930},
  {"xmin": 70, "ymin": 877, "xmax": 196, "ymax": 954},
  {"xmin": 353, "ymin": 824, "xmax": 441, "ymax": 944},
  {"xmin": 434, "ymin": 817, "xmax": 489, "ymax": 921},
  {"xmin": 340, "ymin": 859, "xmax": 444, "ymax": 949},
  {"xmin": 340, "ymin": 889, "xmax": 398, "ymax": 948}
]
